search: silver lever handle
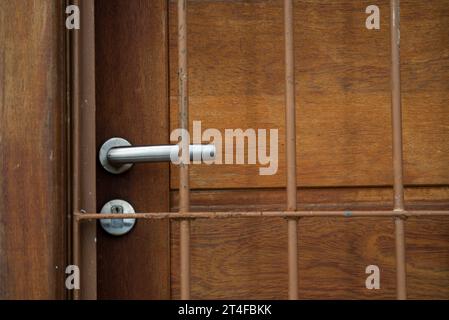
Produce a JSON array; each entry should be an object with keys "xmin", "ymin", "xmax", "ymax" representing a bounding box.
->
[{"xmin": 99, "ymin": 137, "xmax": 216, "ymax": 174}]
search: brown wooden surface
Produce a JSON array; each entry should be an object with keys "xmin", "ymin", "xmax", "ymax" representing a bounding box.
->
[
  {"xmin": 169, "ymin": 0, "xmax": 449, "ymax": 189},
  {"xmin": 171, "ymin": 187, "xmax": 449, "ymax": 212},
  {"xmin": 95, "ymin": 0, "xmax": 171, "ymax": 299},
  {"xmin": 0, "ymin": 1, "xmax": 67, "ymax": 299},
  {"xmin": 3, "ymin": 0, "xmax": 447, "ymax": 300},
  {"xmin": 171, "ymin": 187, "xmax": 449, "ymax": 299},
  {"xmin": 77, "ymin": 0, "xmax": 98, "ymax": 300},
  {"xmin": 92, "ymin": 0, "xmax": 448, "ymax": 299},
  {"xmin": 168, "ymin": 0, "xmax": 449, "ymax": 299},
  {"xmin": 171, "ymin": 216, "xmax": 449, "ymax": 299},
  {"xmin": 170, "ymin": 187, "xmax": 449, "ymax": 300}
]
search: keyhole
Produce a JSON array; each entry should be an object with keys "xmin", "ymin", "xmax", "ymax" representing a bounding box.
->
[
  {"xmin": 111, "ymin": 205, "xmax": 124, "ymax": 228},
  {"xmin": 111, "ymin": 205, "xmax": 124, "ymax": 214},
  {"xmin": 100, "ymin": 200, "xmax": 136, "ymax": 236}
]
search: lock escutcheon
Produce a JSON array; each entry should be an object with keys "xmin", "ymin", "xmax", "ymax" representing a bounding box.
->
[{"xmin": 100, "ymin": 199, "xmax": 136, "ymax": 236}]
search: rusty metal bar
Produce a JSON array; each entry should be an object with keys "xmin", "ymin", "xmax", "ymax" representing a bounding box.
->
[
  {"xmin": 65, "ymin": 0, "xmax": 73, "ymax": 301},
  {"xmin": 284, "ymin": 0, "xmax": 299, "ymax": 300},
  {"xmin": 71, "ymin": 0, "xmax": 97, "ymax": 300},
  {"xmin": 75, "ymin": 210, "xmax": 449, "ymax": 221},
  {"xmin": 395, "ymin": 217, "xmax": 407, "ymax": 299},
  {"xmin": 391, "ymin": 0, "xmax": 405, "ymax": 212},
  {"xmin": 390, "ymin": 0, "xmax": 407, "ymax": 300},
  {"xmin": 71, "ymin": 0, "xmax": 81, "ymax": 301},
  {"xmin": 178, "ymin": 0, "xmax": 191, "ymax": 300},
  {"xmin": 72, "ymin": 218, "xmax": 81, "ymax": 300}
]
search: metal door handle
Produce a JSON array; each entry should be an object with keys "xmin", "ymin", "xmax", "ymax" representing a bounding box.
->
[{"xmin": 99, "ymin": 137, "xmax": 216, "ymax": 174}]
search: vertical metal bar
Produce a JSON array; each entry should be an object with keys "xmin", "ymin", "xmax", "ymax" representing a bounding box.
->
[
  {"xmin": 71, "ymin": 0, "xmax": 81, "ymax": 300},
  {"xmin": 65, "ymin": 0, "xmax": 74, "ymax": 301},
  {"xmin": 180, "ymin": 220, "xmax": 191, "ymax": 299},
  {"xmin": 287, "ymin": 218, "xmax": 298, "ymax": 299},
  {"xmin": 71, "ymin": 0, "xmax": 97, "ymax": 300},
  {"xmin": 72, "ymin": 219, "xmax": 81, "ymax": 300},
  {"xmin": 395, "ymin": 217, "xmax": 407, "ymax": 299},
  {"xmin": 284, "ymin": 0, "xmax": 299, "ymax": 300},
  {"xmin": 390, "ymin": 0, "xmax": 407, "ymax": 300},
  {"xmin": 390, "ymin": 0, "xmax": 405, "ymax": 211},
  {"xmin": 178, "ymin": 0, "xmax": 191, "ymax": 300}
]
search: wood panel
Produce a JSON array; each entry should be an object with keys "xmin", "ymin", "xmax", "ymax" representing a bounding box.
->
[
  {"xmin": 0, "ymin": 1, "xmax": 67, "ymax": 299},
  {"xmin": 168, "ymin": 0, "xmax": 449, "ymax": 189},
  {"xmin": 401, "ymin": 1, "xmax": 449, "ymax": 185},
  {"xmin": 171, "ymin": 188, "xmax": 449, "ymax": 299},
  {"xmin": 171, "ymin": 217, "xmax": 449, "ymax": 299},
  {"xmin": 95, "ymin": 0, "xmax": 171, "ymax": 299},
  {"xmin": 171, "ymin": 187, "xmax": 449, "ymax": 212},
  {"xmin": 167, "ymin": 1, "xmax": 449, "ymax": 298}
]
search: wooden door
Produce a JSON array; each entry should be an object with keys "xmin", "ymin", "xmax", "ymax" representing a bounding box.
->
[
  {"xmin": 95, "ymin": 0, "xmax": 171, "ymax": 299},
  {"xmin": 92, "ymin": 0, "xmax": 449, "ymax": 300}
]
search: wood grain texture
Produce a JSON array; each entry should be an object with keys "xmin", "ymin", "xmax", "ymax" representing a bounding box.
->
[
  {"xmin": 171, "ymin": 186, "xmax": 449, "ymax": 212},
  {"xmin": 168, "ymin": 0, "xmax": 449, "ymax": 189},
  {"xmin": 171, "ymin": 193, "xmax": 449, "ymax": 299},
  {"xmin": 90, "ymin": 0, "xmax": 448, "ymax": 300},
  {"xmin": 170, "ymin": 188, "xmax": 447, "ymax": 299},
  {"xmin": 95, "ymin": 0, "xmax": 171, "ymax": 299},
  {"xmin": 167, "ymin": 0, "xmax": 448, "ymax": 299},
  {"xmin": 401, "ymin": 1, "xmax": 449, "ymax": 185},
  {"xmin": 0, "ymin": 0, "xmax": 67, "ymax": 299}
]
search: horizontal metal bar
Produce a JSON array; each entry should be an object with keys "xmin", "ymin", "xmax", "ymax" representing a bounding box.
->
[
  {"xmin": 108, "ymin": 144, "xmax": 215, "ymax": 164},
  {"xmin": 75, "ymin": 210, "xmax": 449, "ymax": 221}
]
